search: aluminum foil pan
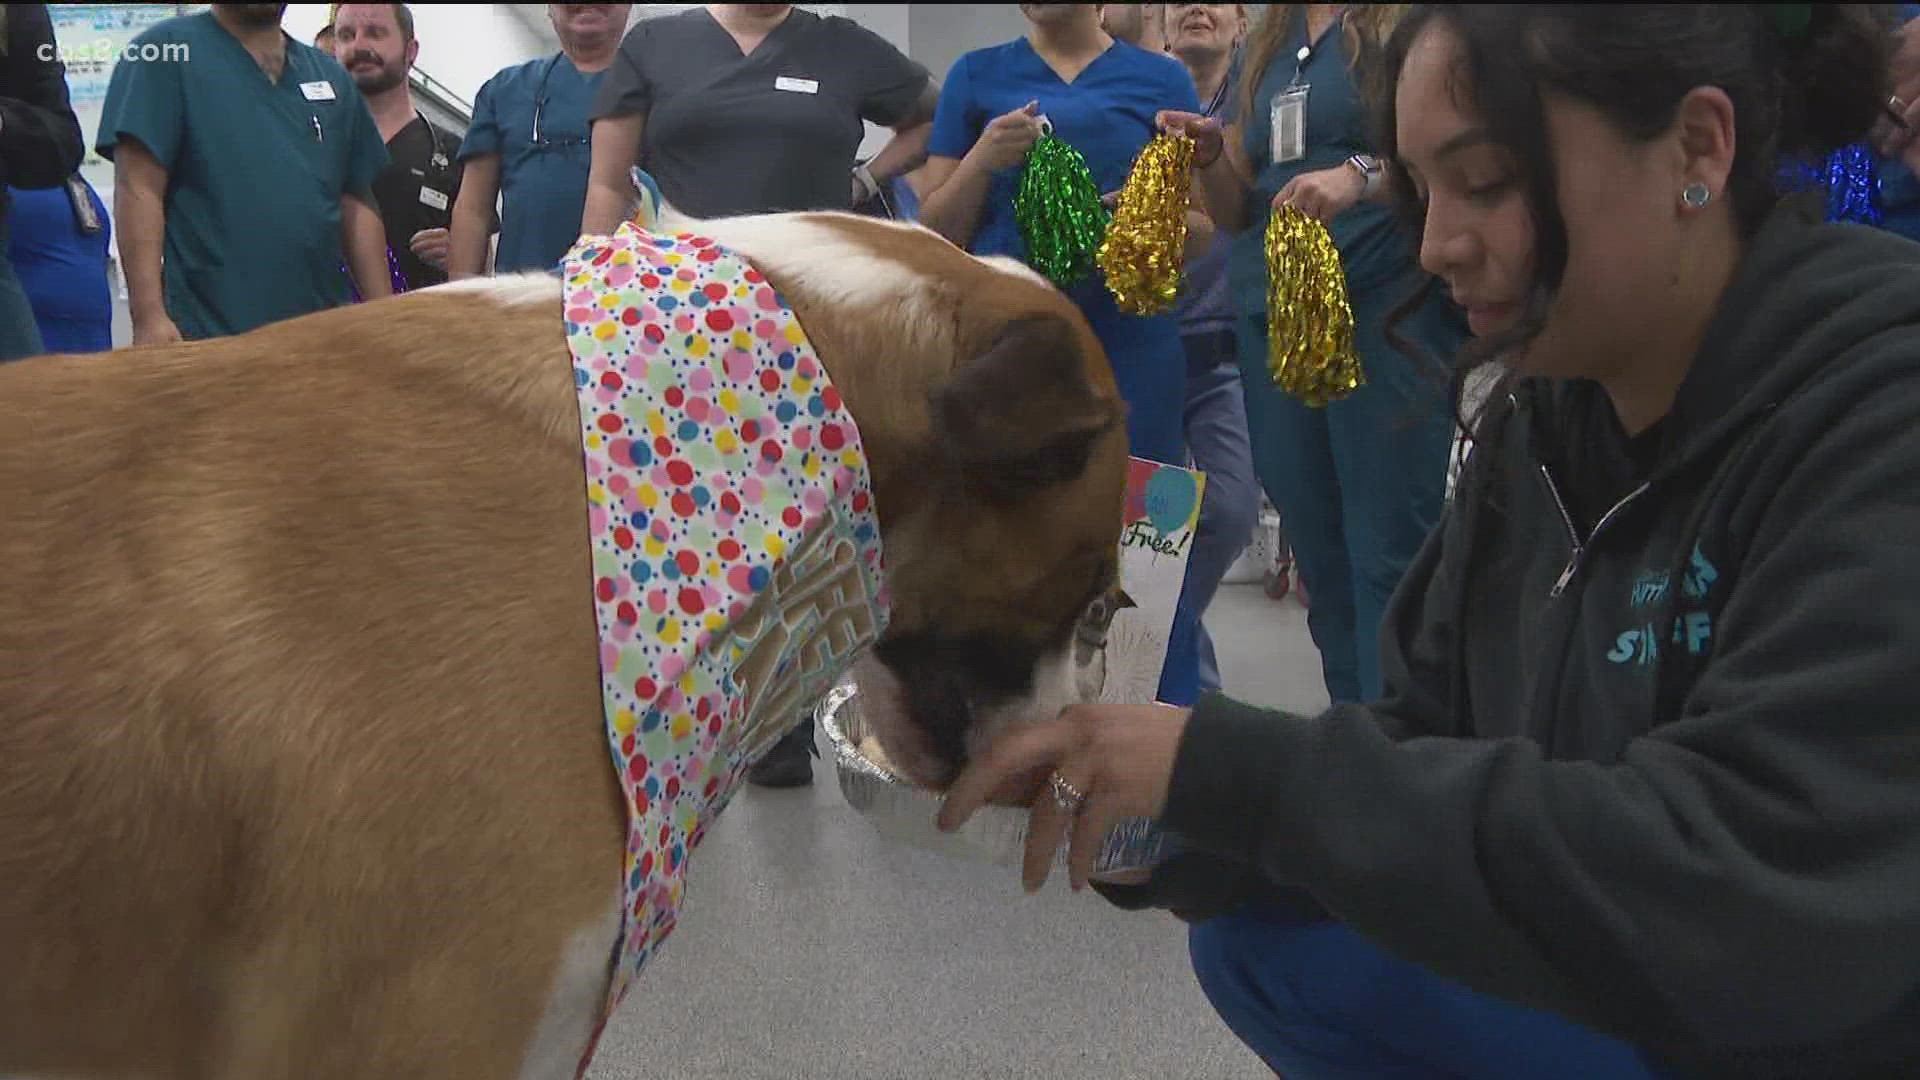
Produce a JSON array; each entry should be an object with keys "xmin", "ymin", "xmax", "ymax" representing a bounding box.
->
[{"xmin": 816, "ymin": 680, "xmax": 1178, "ymax": 874}]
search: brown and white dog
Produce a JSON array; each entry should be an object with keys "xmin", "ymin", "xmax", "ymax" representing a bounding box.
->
[{"xmin": 0, "ymin": 211, "xmax": 1128, "ymax": 1078}]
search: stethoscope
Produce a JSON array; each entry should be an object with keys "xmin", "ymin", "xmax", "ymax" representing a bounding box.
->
[
  {"xmin": 416, "ymin": 107, "xmax": 452, "ymax": 176},
  {"xmin": 530, "ymin": 54, "xmax": 589, "ymax": 150}
]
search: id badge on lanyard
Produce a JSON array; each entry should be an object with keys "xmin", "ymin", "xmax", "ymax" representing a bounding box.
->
[{"xmin": 1270, "ymin": 84, "xmax": 1310, "ymax": 165}]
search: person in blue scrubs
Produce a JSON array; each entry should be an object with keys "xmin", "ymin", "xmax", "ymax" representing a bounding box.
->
[
  {"xmin": 1166, "ymin": 4, "xmax": 1463, "ymax": 707},
  {"xmin": 450, "ymin": 3, "xmax": 632, "ymax": 276},
  {"xmin": 97, "ymin": 3, "xmax": 392, "ymax": 344},
  {"xmin": 0, "ymin": 1, "xmax": 87, "ymax": 362},
  {"xmin": 1157, "ymin": 5, "xmax": 1261, "ymax": 697},
  {"xmin": 918, "ymin": 2, "xmax": 1210, "ymax": 707},
  {"xmin": 4, "ymin": 176, "xmax": 112, "ymax": 354}
]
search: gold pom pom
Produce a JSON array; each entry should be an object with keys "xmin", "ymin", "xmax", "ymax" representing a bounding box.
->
[
  {"xmin": 1264, "ymin": 205, "xmax": 1364, "ymax": 407},
  {"xmin": 1097, "ymin": 134, "xmax": 1195, "ymax": 316}
]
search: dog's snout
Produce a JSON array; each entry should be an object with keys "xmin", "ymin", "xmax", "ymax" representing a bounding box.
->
[
  {"xmin": 918, "ymin": 690, "xmax": 975, "ymax": 778},
  {"xmin": 873, "ymin": 629, "xmax": 1047, "ymax": 773}
]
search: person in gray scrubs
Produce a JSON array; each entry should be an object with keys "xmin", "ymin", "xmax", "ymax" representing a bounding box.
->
[
  {"xmin": 581, "ymin": 3, "xmax": 937, "ymax": 787},
  {"xmin": 580, "ymin": 3, "xmax": 937, "ymax": 231}
]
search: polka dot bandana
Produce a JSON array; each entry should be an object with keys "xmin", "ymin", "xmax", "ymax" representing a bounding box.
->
[{"xmin": 561, "ymin": 222, "xmax": 889, "ymax": 1070}]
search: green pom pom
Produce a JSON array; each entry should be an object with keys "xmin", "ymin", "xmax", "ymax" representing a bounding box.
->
[{"xmin": 1015, "ymin": 133, "xmax": 1112, "ymax": 288}]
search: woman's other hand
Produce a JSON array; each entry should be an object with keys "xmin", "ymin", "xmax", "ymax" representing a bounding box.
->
[
  {"xmin": 1274, "ymin": 164, "xmax": 1367, "ymax": 223},
  {"xmin": 1157, "ymin": 109, "xmax": 1225, "ymax": 168},
  {"xmin": 939, "ymin": 702, "xmax": 1193, "ymax": 894}
]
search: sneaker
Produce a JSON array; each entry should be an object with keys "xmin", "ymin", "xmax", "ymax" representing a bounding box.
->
[{"xmin": 747, "ymin": 722, "xmax": 815, "ymax": 788}]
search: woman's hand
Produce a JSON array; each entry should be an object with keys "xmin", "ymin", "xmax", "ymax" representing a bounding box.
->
[
  {"xmin": 1873, "ymin": 20, "xmax": 1920, "ymax": 164},
  {"xmin": 938, "ymin": 702, "xmax": 1193, "ymax": 894},
  {"xmin": 1274, "ymin": 165, "xmax": 1367, "ymax": 223},
  {"xmin": 1157, "ymin": 109, "xmax": 1224, "ymax": 168},
  {"xmin": 970, "ymin": 101, "xmax": 1047, "ymax": 173}
]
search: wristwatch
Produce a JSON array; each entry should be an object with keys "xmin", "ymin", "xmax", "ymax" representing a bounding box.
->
[
  {"xmin": 1346, "ymin": 153, "xmax": 1383, "ymax": 197},
  {"xmin": 852, "ymin": 162, "xmax": 881, "ymax": 204}
]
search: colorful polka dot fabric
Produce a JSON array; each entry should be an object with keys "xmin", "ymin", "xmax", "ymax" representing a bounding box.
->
[{"xmin": 561, "ymin": 221, "xmax": 890, "ymax": 1072}]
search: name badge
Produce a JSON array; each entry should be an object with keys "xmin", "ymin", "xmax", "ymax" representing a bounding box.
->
[
  {"xmin": 300, "ymin": 80, "xmax": 337, "ymax": 102},
  {"xmin": 774, "ymin": 76, "xmax": 819, "ymax": 95},
  {"xmin": 418, "ymin": 186, "xmax": 450, "ymax": 211},
  {"xmin": 1270, "ymin": 84, "xmax": 1309, "ymax": 165}
]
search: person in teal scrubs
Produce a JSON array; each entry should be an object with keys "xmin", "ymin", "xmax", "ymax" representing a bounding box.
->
[
  {"xmin": 1166, "ymin": 4, "xmax": 1464, "ymax": 706},
  {"xmin": 452, "ymin": 4, "xmax": 631, "ymax": 276},
  {"xmin": 96, "ymin": 3, "xmax": 391, "ymax": 344},
  {"xmin": 918, "ymin": 1, "xmax": 1210, "ymax": 708}
]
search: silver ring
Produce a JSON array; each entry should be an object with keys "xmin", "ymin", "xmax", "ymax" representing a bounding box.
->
[
  {"xmin": 1049, "ymin": 772, "xmax": 1088, "ymax": 816},
  {"xmin": 1894, "ymin": 95, "xmax": 1909, "ymax": 115}
]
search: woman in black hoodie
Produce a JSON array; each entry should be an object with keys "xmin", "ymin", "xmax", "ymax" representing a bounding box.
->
[{"xmin": 941, "ymin": 5, "xmax": 1918, "ymax": 1077}]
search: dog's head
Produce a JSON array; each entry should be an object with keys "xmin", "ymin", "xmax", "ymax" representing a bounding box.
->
[
  {"xmin": 850, "ymin": 310, "xmax": 1131, "ymax": 792},
  {"xmin": 681, "ymin": 210, "xmax": 1132, "ymax": 794}
]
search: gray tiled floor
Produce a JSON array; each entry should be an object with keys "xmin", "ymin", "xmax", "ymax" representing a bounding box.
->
[{"xmin": 587, "ymin": 582, "xmax": 1326, "ymax": 1080}]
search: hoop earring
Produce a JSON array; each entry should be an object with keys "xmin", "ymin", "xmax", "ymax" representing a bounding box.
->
[{"xmin": 1681, "ymin": 182, "xmax": 1712, "ymax": 210}]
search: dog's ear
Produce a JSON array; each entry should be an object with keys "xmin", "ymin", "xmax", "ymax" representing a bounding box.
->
[
  {"xmin": 931, "ymin": 313, "xmax": 1121, "ymax": 500},
  {"xmin": 1113, "ymin": 588, "xmax": 1138, "ymax": 611}
]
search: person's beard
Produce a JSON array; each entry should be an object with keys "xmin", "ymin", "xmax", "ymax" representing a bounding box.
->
[
  {"xmin": 346, "ymin": 53, "xmax": 407, "ymax": 94},
  {"xmin": 217, "ymin": 3, "xmax": 288, "ymax": 29}
]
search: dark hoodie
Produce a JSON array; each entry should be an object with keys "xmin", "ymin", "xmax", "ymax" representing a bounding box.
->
[{"xmin": 1154, "ymin": 196, "xmax": 1920, "ymax": 1077}]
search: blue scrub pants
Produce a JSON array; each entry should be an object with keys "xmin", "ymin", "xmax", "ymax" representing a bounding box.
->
[
  {"xmin": 1086, "ymin": 299, "xmax": 1204, "ymax": 707},
  {"xmin": 1233, "ymin": 275, "xmax": 1458, "ymax": 704},
  {"xmin": 1189, "ymin": 902, "xmax": 1676, "ymax": 1079},
  {"xmin": 1176, "ymin": 329, "xmax": 1260, "ymax": 694}
]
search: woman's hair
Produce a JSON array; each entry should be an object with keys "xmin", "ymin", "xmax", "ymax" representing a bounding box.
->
[
  {"xmin": 1371, "ymin": 4, "xmax": 1894, "ymax": 467},
  {"xmin": 1238, "ymin": 4, "xmax": 1409, "ymax": 127}
]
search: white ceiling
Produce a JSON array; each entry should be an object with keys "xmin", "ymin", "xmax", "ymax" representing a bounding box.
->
[{"xmin": 510, "ymin": 4, "xmax": 559, "ymax": 48}]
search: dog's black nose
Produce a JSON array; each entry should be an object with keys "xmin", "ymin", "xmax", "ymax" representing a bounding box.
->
[
  {"xmin": 917, "ymin": 692, "xmax": 975, "ymax": 781},
  {"xmin": 874, "ymin": 629, "xmax": 1043, "ymax": 782}
]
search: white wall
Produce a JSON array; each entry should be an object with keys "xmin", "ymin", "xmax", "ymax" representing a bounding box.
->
[
  {"xmin": 283, "ymin": 3, "xmax": 553, "ymax": 108},
  {"xmin": 908, "ymin": 3, "xmax": 1029, "ymax": 87}
]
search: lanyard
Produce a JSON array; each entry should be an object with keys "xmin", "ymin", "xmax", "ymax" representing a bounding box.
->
[
  {"xmin": 1202, "ymin": 61, "xmax": 1232, "ymax": 119},
  {"xmin": 1289, "ymin": 6, "xmax": 1347, "ymax": 87}
]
